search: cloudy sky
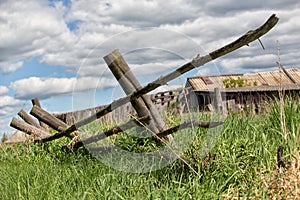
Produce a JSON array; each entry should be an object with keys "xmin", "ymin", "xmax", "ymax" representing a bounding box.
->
[{"xmin": 0, "ymin": 0, "xmax": 299, "ymax": 135}]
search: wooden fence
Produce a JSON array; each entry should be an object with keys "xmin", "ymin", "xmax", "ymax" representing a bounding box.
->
[
  {"xmin": 8, "ymin": 15, "xmax": 278, "ymax": 153},
  {"xmin": 54, "ymin": 90, "xmax": 185, "ymax": 126}
]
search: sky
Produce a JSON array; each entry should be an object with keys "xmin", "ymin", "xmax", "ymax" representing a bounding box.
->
[{"xmin": 0, "ymin": 0, "xmax": 300, "ymax": 135}]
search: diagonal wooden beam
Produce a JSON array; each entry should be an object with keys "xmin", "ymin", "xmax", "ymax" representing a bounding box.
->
[
  {"xmin": 72, "ymin": 118, "xmax": 223, "ymax": 149},
  {"xmin": 31, "ymin": 98, "xmax": 49, "ymax": 131},
  {"xmin": 30, "ymin": 105, "xmax": 68, "ymax": 132},
  {"xmin": 30, "ymin": 105, "xmax": 77, "ymax": 139},
  {"xmin": 10, "ymin": 117, "xmax": 50, "ymax": 138},
  {"xmin": 18, "ymin": 109, "xmax": 42, "ymax": 129},
  {"xmin": 104, "ymin": 49, "xmax": 176, "ymax": 144}
]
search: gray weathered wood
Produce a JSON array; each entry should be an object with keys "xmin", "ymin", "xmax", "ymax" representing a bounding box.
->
[
  {"xmin": 37, "ymin": 14, "xmax": 279, "ymax": 142},
  {"xmin": 31, "ymin": 98, "xmax": 49, "ymax": 131},
  {"xmin": 277, "ymin": 62, "xmax": 297, "ymax": 84},
  {"xmin": 73, "ymin": 116, "xmax": 150, "ymax": 149},
  {"xmin": 10, "ymin": 117, "xmax": 50, "ymax": 138},
  {"xmin": 104, "ymin": 50, "xmax": 166, "ymax": 133},
  {"xmin": 214, "ymin": 88, "xmax": 223, "ymax": 112},
  {"xmin": 111, "ymin": 51, "xmax": 167, "ymax": 131},
  {"xmin": 157, "ymin": 120, "xmax": 223, "ymax": 138},
  {"xmin": 104, "ymin": 50, "xmax": 174, "ymax": 143},
  {"xmin": 73, "ymin": 118, "xmax": 223, "ymax": 149},
  {"xmin": 104, "ymin": 50, "xmax": 150, "ymax": 120},
  {"xmin": 30, "ymin": 105, "xmax": 68, "ymax": 131},
  {"xmin": 18, "ymin": 109, "xmax": 42, "ymax": 128}
]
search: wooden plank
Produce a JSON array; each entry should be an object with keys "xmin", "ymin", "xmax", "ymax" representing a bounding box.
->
[
  {"xmin": 227, "ymin": 99, "xmax": 237, "ymax": 113},
  {"xmin": 278, "ymin": 62, "xmax": 297, "ymax": 84},
  {"xmin": 30, "ymin": 105, "xmax": 78, "ymax": 139},
  {"xmin": 18, "ymin": 109, "xmax": 42, "ymax": 128},
  {"xmin": 157, "ymin": 120, "xmax": 224, "ymax": 138},
  {"xmin": 104, "ymin": 50, "xmax": 177, "ymax": 144},
  {"xmin": 214, "ymin": 87, "xmax": 223, "ymax": 112},
  {"xmin": 104, "ymin": 50, "xmax": 150, "ymax": 120},
  {"xmin": 73, "ymin": 116, "xmax": 150, "ymax": 149},
  {"xmin": 30, "ymin": 105, "xmax": 68, "ymax": 131},
  {"xmin": 37, "ymin": 15, "xmax": 279, "ymax": 142},
  {"xmin": 10, "ymin": 117, "xmax": 50, "ymax": 138},
  {"xmin": 73, "ymin": 118, "xmax": 223, "ymax": 149},
  {"xmin": 31, "ymin": 98, "xmax": 49, "ymax": 131}
]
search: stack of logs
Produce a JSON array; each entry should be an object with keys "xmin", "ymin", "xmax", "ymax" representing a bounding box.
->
[{"xmin": 10, "ymin": 98, "xmax": 78, "ymax": 142}]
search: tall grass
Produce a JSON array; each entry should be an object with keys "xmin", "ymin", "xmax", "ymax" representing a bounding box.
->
[
  {"xmin": 268, "ymin": 97, "xmax": 300, "ymax": 154},
  {"xmin": 0, "ymin": 97, "xmax": 299, "ymax": 199}
]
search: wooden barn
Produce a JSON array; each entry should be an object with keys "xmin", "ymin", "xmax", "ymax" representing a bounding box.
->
[{"xmin": 186, "ymin": 68, "xmax": 300, "ymax": 113}]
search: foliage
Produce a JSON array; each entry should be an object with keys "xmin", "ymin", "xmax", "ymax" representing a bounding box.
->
[{"xmin": 222, "ymin": 77, "xmax": 258, "ymax": 88}]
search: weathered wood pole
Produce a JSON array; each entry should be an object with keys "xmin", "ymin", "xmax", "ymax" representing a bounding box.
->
[
  {"xmin": 108, "ymin": 50, "xmax": 167, "ymax": 132},
  {"xmin": 10, "ymin": 117, "xmax": 50, "ymax": 138},
  {"xmin": 30, "ymin": 105, "xmax": 76, "ymax": 139},
  {"xmin": 73, "ymin": 116, "xmax": 150, "ymax": 149},
  {"xmin": 103, "ymin": 49, "xmax": 174, "ymax": 143},
  {"xmin": 31, "ymin": 98, "xmax": 49, "ymax": 131},
  {"xmin": 214, "ymin": 88, "xmax": 223, "ymax": 112},
  {"xmin": 103, "ymin": 50, "xmax": 150, "ymax": 122},
  {"xmin": 73, "ymin": 117, "xmax": 223, "ymax": 149},
  {"xmin": 30, "ymin": 105, "xmax": 68, "ymax": 131},
  {"xmin": 18, "ymin": 109, "xmax": 42, "ymax": 128}
]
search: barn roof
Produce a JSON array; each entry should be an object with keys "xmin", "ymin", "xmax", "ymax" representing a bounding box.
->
[{"xmin": 187, "ymin": 68, "xmax": 300, "ymax": 92}]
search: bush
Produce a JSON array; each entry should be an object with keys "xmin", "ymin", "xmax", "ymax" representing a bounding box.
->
[{"xmin": 223, "ymin": 77, "xmax": 257, "ymax": 88}]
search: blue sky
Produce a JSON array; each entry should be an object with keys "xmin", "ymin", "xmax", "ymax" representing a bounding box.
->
[{"xmin": 1, "ymin": 0, "xmax": 300, "ymax": 136}]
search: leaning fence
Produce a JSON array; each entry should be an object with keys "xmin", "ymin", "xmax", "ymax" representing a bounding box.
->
[{"xmin": 8, "ymin": 15, "xmax": 278, "ymax": 158}]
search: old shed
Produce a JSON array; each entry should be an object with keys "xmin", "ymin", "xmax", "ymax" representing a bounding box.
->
[{"xmin": 186, "ymin": 68, "xmax": 300, "ymax": 112}]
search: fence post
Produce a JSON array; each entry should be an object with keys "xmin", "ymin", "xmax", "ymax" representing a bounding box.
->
[
  {"xmin": 214, "ymin": 88, "xmax": 222, "ymax": 112},
  {"xmin": 104, "ymin": 49, "xmax": 175, "ymax": 144},
  {"xmin": 31, "ymin": 98, "xmax": 49, "ymax": 131},
  {"xmin": 18, "ymin": 109, "xmax": 42, "ymax": 129},
  {"xmin": 10, "ymin": 117, "xmax": 50, "ymax": 138}
]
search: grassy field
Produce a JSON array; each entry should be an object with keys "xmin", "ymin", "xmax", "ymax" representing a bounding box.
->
[{"xmin": 0, "ymin": 98, "xmax": 299, "ymax": 199}]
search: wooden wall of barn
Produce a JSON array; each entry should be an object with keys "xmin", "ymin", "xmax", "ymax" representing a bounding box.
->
[
  {"xmin": 195, "ymin": 89, "xmax": 300, "ymax": 113},
  {"xmin": 54, "ymin": 90, "xmax": 186, "ymax": 125}
]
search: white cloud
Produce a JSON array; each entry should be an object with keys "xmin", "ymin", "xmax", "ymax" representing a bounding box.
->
[
  {"xmin": 220, "ymin": 54, "xmax": 278, "ymax": 72},
  {"xmin": 197, "ymin": 65, "xmax": 223, "ymax": 76},
  {"xmin": 0, "ymin": 0, "xmax": 74, "ymax": 66},
  {"xmin": 0, "ymin": 106, "xmax": 18, "ymax": 117},
  {"xmin": 0, "ymin": 61, "xmax": 23, "ymax": 74},
  {"xmin": 10, "ymin": 76, "xmax": 117, "ymax": 100},
  {"xmin": 0, "ymin": 95, "xmax": 21, "ymax": 108},
  {"xmin": 0, "ymin": 115, "xmax": 14, "ymax": 136},
  {"xmin": 203, "ymin": 0, "xmax": 300, "ymax": 16},
  {"xmin": 0, "ymin": 86, "xmax": 9, "ymax": 95},
  {"xmin": 0, "ymin": 96, "xmax": 22, "ymax": 134},
  {"xmin": 67, "ymin": 0, "xmax": 199, "ymax": 27},
  {"xmin": 0, "ymin": 96, "xmax": 23, "ymax": 134}
]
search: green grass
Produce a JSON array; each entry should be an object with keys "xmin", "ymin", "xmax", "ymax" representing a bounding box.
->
[{"xmin": 0, "ymin": 98, "xmax": 299, "ymax": 199}]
